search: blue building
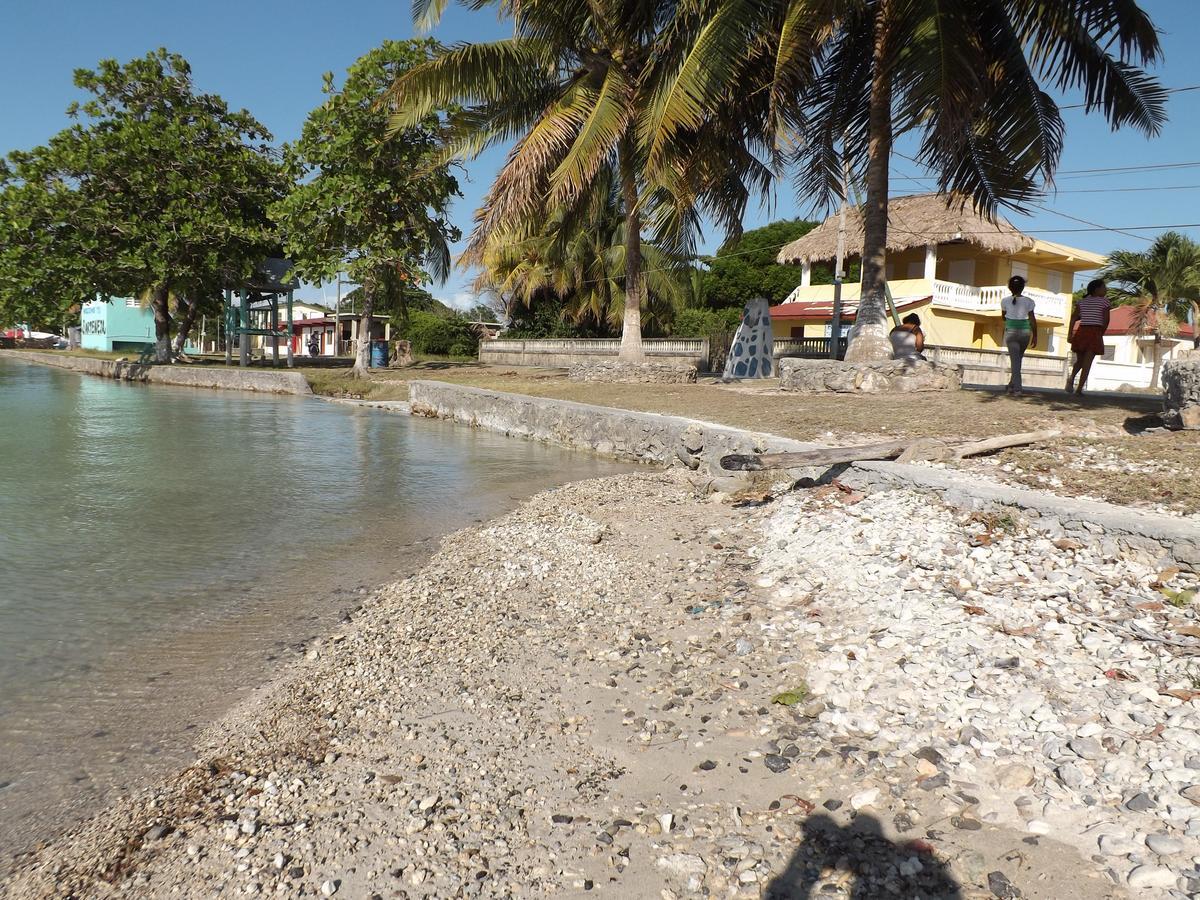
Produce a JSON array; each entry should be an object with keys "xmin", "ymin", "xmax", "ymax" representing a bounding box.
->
[{"xmin": 80, "ymin": 299, "xmax": 155, "ymax": 352}]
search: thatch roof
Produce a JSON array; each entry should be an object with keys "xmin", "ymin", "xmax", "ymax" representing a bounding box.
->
[{"xmin": 777, "ymin": 193, "xmax": 1032, "ymax": 264}]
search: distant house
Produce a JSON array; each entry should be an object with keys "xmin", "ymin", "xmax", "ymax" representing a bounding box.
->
[
  {"xmin": 80, "ymin": 298, "xmax": 155, "ymax": 352},
  {"xmin": 1088, "ymin": 306, "xmax": 1196, "ymax": 391},
  {"xmin": 773, "ymin": 193, "xmax": 1106, "ymax": 364}
]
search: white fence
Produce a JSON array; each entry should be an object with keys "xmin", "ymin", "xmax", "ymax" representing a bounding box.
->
[
  {"xmin": 933, "ymin": 281, "xmax": 1068, "ymax": 320},
  {"xmin": 479, "ymin": 337, "xmax": 709, "ymax": 370}
]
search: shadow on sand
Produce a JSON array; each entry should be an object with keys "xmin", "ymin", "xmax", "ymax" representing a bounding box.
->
[{"xmin": 764, "ymin": 814, "xmax": 963, "ymax": 899}]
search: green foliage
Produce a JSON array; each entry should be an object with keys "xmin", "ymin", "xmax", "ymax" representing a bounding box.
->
[
  {"xmin": 0, "ymin": 48, "xmax": 283, "ymax": 335},
  {"xmin": 672, "ymin": 307, "xmax": 744, "ymax": 338},
  {"xmin": 401, "ymin": 310, "xmax": 479, "ymax": 357},
  {"xmin": 700, "ymin": 219, "xmax": 826, "ymax": 308},
  {"xmin": 273, "ymin": 39, "xmax": 461, "ymax": 369}
]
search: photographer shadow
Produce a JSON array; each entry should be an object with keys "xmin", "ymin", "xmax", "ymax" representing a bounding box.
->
[{"xmin": 765, "ymin": 813, "xmax": 963, "ymax": 899}]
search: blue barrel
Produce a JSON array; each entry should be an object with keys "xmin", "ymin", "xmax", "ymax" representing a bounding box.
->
[{"xmin": 370, "ymin": 339, "xmax": 388, "ymax": 368}]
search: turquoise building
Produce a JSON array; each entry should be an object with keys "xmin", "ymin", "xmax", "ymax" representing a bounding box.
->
[{"xmin": 80, "ymin": 299, "xmax": 156, "ymax": 351}]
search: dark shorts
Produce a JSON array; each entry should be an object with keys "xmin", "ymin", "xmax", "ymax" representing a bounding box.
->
[{"xmin": 1071, "ymin": 324, "xmax": 1106, "ymax": 355}]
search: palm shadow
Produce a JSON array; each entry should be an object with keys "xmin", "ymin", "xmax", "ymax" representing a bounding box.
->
[{"xmin": 765, "ymin": 814, "xmax": 963, "ymax": 900}]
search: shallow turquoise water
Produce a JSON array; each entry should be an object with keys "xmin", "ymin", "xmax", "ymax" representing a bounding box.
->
[{"xmin": 0, "ymin": 358, "xmax": 624, "ymax": 856}]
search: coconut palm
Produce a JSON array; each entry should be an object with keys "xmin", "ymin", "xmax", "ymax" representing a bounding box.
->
[
  {"xmin": 648, "ymin": 0, "xmax": 1167, "ymax": 360},
  {"xmin": 1102, "ymin": 231, "xmax": 1200, "ymax": 386},
  {"xmin": 469, "ymin": 167, "xmax": 691, "ymax": 335},
  {"xmin": 389, "ymin": 0, "xmax": 772, "ymax": 361}
]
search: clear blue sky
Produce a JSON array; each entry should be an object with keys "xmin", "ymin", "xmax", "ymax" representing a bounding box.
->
[{"xmin": 3, "ymin": 0, "xmax": 1199, "ymax": 303}]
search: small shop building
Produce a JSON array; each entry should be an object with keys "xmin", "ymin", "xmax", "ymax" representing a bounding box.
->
[{"xmin": 80, "ymin": 298, "xmax": 155, "ymax": 352}]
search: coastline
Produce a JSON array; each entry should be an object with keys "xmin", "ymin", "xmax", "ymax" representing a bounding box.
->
[{"xmin": 10, "ymin": 469, "xmax": 1195, "ymax": 898}]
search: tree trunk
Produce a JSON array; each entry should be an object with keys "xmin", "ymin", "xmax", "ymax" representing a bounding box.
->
[
  {"xmin": 843, "ymin": 0, "xmax": 895, "ymax": 363},
  {"xmin": 172, "ymin": 296, "xmax": 200, "ymax": 355},
  {"xmin": 617, "ymin": 136, "xmax": 645, "ymax": 362},
  {"xmin": 1151, "ymin": 334, "xmax": 1163, "ymax": 388},
  {"xmin": 353, "ymin": 279, "xmax": 376, "ymax": 377},
  {"xmin": 1192, "ymin": 302, "xmax": 1199, "ymax": 349},
  {"xmin": 150, "ymin": 285, "xmax": 172, "ymax": 363}
]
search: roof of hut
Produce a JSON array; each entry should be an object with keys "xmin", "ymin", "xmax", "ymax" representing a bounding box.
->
[{"xmin": 777, "ymin": 193, "xmax": 1034, "ymax": 264}]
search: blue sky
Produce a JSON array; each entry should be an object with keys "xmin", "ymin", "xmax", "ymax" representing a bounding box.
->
[{"xmin": 3, "ymin": 0, "xmax": 1199, "ymax": 304}]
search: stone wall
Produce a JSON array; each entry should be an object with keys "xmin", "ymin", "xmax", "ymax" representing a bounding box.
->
[
  {"xmin": 407, "ymin": 379, "xmax": 1198, "ymax": 569},
  {"xmin": 479, "ymin": 338, "xmax": 707, "ymax": 371},
  {"xmin": 1, "ymin": 351, "xmax": 312, "ymax": 395},
  {"xmin": 568, "ymin": 361, "xmax": 697, "ymax": 384},
  {"xmin": 780, "ymin": 357, "xmax": 962, "ymax": 392},
  {"xmin": 1163, "ymin": 359, "xmax": 1200, "ymax": 429}
]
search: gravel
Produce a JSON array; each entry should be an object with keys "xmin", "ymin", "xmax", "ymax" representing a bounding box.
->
[{"xmin": 2, "ymin": 471, "xmax": 1193, "ymax": 898}]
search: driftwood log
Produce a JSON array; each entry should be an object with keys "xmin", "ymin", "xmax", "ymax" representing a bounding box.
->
[{"xmin": 720, "ymin": 430, "xmax": 1060, "ymax": 471}]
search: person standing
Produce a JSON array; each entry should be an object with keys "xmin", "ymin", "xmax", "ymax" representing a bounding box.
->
[
  {"xmin": 1001, "ymin": 275, "xmax": 1038, "ymax": 395},
  {"xmin": 1067, "ymin": 279, "xmax": 1111, "ymax": 394}
]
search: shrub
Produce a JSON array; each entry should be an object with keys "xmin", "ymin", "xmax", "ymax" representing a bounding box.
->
[
  {"xmin": 402, "ymin": 310, "xmax": 479, "ymax": 357},
  {"xmin": 672, "ymin": 306, "xmax": 744, "ymax": 337}
]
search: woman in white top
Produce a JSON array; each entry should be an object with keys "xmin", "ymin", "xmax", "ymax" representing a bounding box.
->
[{"xmin": 1000, "ymin": 275, "xmax": 1038, "ymax": 395}]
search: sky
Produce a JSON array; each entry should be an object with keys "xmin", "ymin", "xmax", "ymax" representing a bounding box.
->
[{"xmin": 3, "ymin": 0, "xmax": 1200, "ymax": 305}]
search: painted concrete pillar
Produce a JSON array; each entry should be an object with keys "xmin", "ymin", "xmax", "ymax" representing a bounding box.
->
[
  {"xmin": 924, "ymin": 243, "xmax": 938, "ymax": 280},
  {"xmin": 801, "ymin": 260, "xmax": 812, "ymax": 287}
]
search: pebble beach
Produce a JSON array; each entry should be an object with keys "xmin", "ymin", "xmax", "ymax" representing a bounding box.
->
[{"xmin": 4, "ymin": 470, "xmax": 1200, "ymax": 899}]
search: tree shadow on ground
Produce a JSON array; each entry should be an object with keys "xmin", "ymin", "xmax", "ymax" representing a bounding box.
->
[{"xmin": 764, "ymin": 814, "xmax": 963, "ymax": 900}]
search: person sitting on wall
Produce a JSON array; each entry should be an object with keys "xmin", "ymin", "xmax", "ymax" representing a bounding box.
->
[{"xmin": 889, "ymin": 314, "xmax": 926, "ymax": 361}]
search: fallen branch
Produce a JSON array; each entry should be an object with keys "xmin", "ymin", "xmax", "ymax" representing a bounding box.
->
[{"xmin": 720, "ymin": 430, "xmax": 1060, "ymax": 472}]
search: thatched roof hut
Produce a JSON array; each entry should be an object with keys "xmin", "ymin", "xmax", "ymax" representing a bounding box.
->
[{"xmin": 777, "ymin": 193, "xmax": 1032, "ymax": 265}]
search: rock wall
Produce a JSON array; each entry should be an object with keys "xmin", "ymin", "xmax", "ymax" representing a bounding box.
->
[
  {"xmin": 407, "ymin": 380, "xmax": 1199, "ymax": 569},
  {"xmin": 568, "ymin": 361, "xmax": 697, "ymax": 384},
  {"xmin": 780, "ymin": 357, "xmax": 962, "ymax": 393},
  {"xmin": 1, "ymin": 351, "xmax": 311, "ymax": 395},
  {"xmin": 1163, "ymin": 359, "xmax": 1200, "ymax": 429}
]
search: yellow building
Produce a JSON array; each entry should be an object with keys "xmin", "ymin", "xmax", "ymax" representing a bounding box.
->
[{"xmin": 773, "ymin": 194, "xmax": 1106, "ymax": 361}]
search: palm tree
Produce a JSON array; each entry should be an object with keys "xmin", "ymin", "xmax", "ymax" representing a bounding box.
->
[
  {"xmin": 1103, "ymin": 231, "xmax": 1200, "ymax": 386},
  {"xmin": 389, "ymin": 0, "xmax": 771, "ymax": 361},
  {"xmin": 648, "ymin": 0, "xmax": 1166, "ymax": 360},
  {"xmin": 469, "ymin": 166, "xmax": 690, "ymax": 335}
]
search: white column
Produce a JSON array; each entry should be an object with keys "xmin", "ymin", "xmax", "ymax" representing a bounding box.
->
[
  {"xmin": 924, "ymin": 243, "xmax": 937, "ymax": 280},
  {"xmin": 801, "ymin": 260, "xmax": 812, "ymax": 287}
]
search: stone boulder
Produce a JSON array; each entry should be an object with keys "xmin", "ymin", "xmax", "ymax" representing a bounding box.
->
[
  {"xmin": 568, "ymin": 361, "xmax": 697, "ymax": 384},
  {"xmin": 779, "ymin": 357, "xmax": 962, "ymax": 393},
  {"xmin": 1163, "ymin": 359, "xmax": 1200, "ymax": 429}
]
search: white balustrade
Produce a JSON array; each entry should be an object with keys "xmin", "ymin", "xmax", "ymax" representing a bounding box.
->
[{"xmin": 934, "ymin": 282, "xmax": 1067, "ymax": 321}]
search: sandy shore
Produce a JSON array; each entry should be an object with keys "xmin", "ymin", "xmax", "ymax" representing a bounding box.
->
[{"xmin": 4, "ymin": 470, "xmax": 1198, "ymax": 898}]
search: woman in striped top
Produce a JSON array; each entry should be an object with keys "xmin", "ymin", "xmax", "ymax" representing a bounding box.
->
[{"xmin": 1067, "ymin": 279, "xmax": 1111, "ymax": 394}]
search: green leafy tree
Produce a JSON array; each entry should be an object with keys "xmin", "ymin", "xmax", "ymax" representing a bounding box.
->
[
  {"xmin": 0, "ymin": 49, "xmax": 284, "ymax": 360},
  {"xmin": 274, "ymin": 40, "xmax": 461, "ymax": 376},
  {"xmin": 390, "ymin": 0, "xmax": 770, "ymax": 362},
  {"xmin": 701, "ymin": 219, "xmax": 825, "ymax": 308},
  {"xmin": 649, "ymin": 0, "xmax": 1167, "ymax": 360},
  {"xmin": 1102, "ymin": 232, "xmax": 1200, "ymax": 385}
]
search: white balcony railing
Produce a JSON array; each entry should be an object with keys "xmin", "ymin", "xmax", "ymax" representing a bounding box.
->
[{"xmin": 935, "ymin": 281, "xmax": 1067, "ymax": 320}]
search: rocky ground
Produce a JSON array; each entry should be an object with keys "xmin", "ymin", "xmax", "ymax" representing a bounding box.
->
[{"xmin": 4, "ymin": 471, "xmax": 1200, "ymax": 898}]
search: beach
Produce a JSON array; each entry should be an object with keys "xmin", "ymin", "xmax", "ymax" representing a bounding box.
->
[{"xmin": 7, "ymin": 468, "xmax": 1199, "ymax": 898}]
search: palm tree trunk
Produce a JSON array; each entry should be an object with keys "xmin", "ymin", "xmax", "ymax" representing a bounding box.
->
[
  {"xmin": 617, "ymin": 136, "xmax": 645, "ymax": 362},
  {"xmin": 843, "ymin": 0, "xmax": 895, "ymax": 363},
  {"xmin": 150, "ymin": 285, "xmax": 172, "ymax": 363},
  {"xmin": 1151, "ymin": 334, "xmax": 1163, "ymax": 387},
  {"xmin": 1192, "ymin": 301, "xmax": 1199, "ymax": 349},
  {"xmin": 353, "ymin": 277, "xmax": 376, "ymax": 377}
]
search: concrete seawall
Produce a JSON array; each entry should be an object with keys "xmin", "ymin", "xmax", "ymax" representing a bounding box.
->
[
  {"xmin": 2, "ymin": 351, "xmax": 312, "ymax": 395},
  {"xmin": 408, "ymin": 379, "xmax": 1200, "ymax": 568}
]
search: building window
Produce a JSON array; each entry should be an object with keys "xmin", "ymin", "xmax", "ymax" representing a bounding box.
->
[
  {"xmin": 1010, "ymin": 260, "xmax": 1029, "ymax": 280},
  {"xmin": 125, "ymin": 298, "xmax": 140, "ymax": 308},
  {"xmin": 1040, "ymin": 329, "xmax": 1056, "ymax": 353},
  {"xmin": 1046, "ymin": 271, "xmax": 1062, "ymax": 294},
  {"xmin": 947, "ymin": 258, "xmax": 975, "ymax": 285},
  {"xmin": 1102, "ymin": 344, "xmax": 1116, "ymax": 361},
  {"xmin": 790, "ymin": 326, "xmax": 805, "ymax": 338}
]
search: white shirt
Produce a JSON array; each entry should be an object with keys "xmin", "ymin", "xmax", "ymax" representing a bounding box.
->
[{"xmin": 1001, "ymin": 294, "xmax": 1037, "ymax": 321}]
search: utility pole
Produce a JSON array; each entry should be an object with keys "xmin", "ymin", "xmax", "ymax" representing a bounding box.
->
[
  {"xmin": 334, "ymin": 276, "xmax": 342, "ymax": 357},
  {"xmin": 830, "ymin": 148, "xmax": 849, "ymax": 360}
]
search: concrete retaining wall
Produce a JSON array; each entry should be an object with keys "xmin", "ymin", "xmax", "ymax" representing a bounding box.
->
[
  {"xmin": 408, "ymin": 379, "xmax": 1199, "ymax": 568},
  {"xmin": 479, "ymin": 338, "xmax": 707, "ymax": 370},
  {"xmin": 1, "ymin": 351, "xmax": 311, "ymax": 395}
]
